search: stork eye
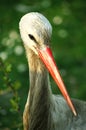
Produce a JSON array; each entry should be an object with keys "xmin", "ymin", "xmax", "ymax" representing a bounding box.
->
[{"xmin": 28, "ymin": 34, "xmax": 36, "ymax": 41}]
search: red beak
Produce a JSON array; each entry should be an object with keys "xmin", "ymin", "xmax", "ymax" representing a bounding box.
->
[{"xmin": 37, "ymin": 46, "xmax": 77, "ymax": 116}]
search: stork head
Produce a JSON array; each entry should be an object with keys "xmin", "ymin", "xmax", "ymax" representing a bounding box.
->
[
  {"xmin": 19, "ymin": 12, "xmax": 76, "ymax": 116},
  {"xmin": 19, "ymin": 12, "xmax": 52, "ymax": 55}
]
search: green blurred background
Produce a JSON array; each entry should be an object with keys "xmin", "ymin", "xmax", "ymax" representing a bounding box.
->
[{"xmin": 0, "ymin": 0, "xmax": 86, "ymax": 129}]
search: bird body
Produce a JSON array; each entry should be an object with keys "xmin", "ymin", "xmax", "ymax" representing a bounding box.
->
[{"xmin": 19, "ymin": 12, "xmax": 86, "ymax": 130}]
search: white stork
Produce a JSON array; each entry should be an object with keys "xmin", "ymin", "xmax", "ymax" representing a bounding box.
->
[{"xmin": 19, "ymin": 12, "xmax": 86, "ymax": 130}]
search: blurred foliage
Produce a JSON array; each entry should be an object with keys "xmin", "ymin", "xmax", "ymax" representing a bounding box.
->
[
  {"xmin": 0, "ymin": 58, "xmax": 22, "ymax": 130},
  {"xmin": 0, "ymin": 0, "xmax": 86, "ymax": 129}
]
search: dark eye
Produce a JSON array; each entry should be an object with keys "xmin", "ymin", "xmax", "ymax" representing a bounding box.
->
[{"xmin": 28, "ymin": 34, "xmax": 36, "ymax": 41}]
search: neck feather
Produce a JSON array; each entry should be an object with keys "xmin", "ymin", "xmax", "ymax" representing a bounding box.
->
[{"xmin": 25, "ymin": 45, "xmax": 52, "ymax": 130}]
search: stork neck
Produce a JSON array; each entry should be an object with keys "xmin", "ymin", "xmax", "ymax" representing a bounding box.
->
[
  {"xmin": 28, "ymin": 49, "xmax": 51, "ymax": 101},
  {"xmin": 25, "ymin": 47, "xmax": 52, "ymax": 130}
]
